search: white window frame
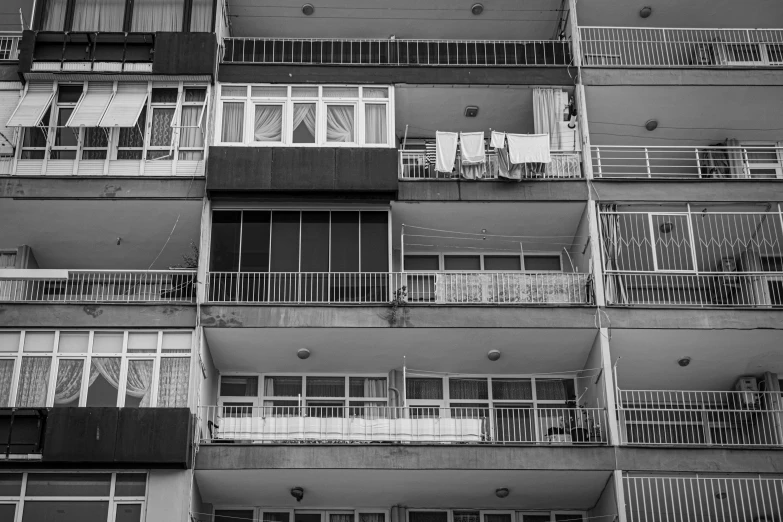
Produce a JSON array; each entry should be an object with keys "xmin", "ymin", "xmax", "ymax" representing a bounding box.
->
[
  {"xmin": 647, "ymin": 212, "xmax": 697, "ymax": 273},
  {"xmin": 741, "ymin": 141, "xmax": 783, "ymax": 179},
  {"xmin": 216, "ymin": 84, "xmax": 394, "ymax": 148},
  {"xmin": 48, "ymin": 83, "xmax": 83, "ymax": 161},
  {"xmin": 403, "ymin": 252, "xmax": 564, "ymax": 273},
  {"xmin": 0, "ymin": 329, "xmax": 193, "ymax": 408}
]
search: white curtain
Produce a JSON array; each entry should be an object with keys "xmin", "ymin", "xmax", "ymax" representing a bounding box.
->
[
  {"xmin": 41, "ymin": 0, "xmax": 68, "ymax": 31},
  {"xmin": 72, "ymin": 0, "xmax": 125, "ymax": 31},
  {"xmin": 364, "ymin": 104, "xmax": 387, "ymax": 144},
  {"xmin": 0, "ymin": 360, "xmax": 14, "ymax": 407},
  {"xmin": 131, "ymin": 0, "xmax": 184, "ymax": 32},
  {"xmin": 179, "ymin": 107, "xmax": 204, "ymax": 149},
  {"xmin": 364, "ymin": 378, "xmax": 387, "ymax": 398},
  {"xmin": 533, "ymin": 88, "xmax": 562, "ymax": 150},
  {"xmin": 253, "ymin": 105, "xmax": 283, "ymax": 142},
  {"xmin": 221, "ymin": 102, "xmax": 244, "ymax": 143},
  {"xmin": 54, "ymin": 359, "xmax": 84, "ymax": 406},
  {"xmin": 435, "ymin": 131, "xmax": 458, "ymax": 174},
  {"xmin": 293, "ymin": 103, "xmax": 316, "ymax": 142},
  {"xmin": 326, "ymin": 105, "xmax": 355, "ymax": 142},
  {"xmin": 600, "ymin": 204, "xmax": 628, "ymax": 304},
  {"xmin": 157, "ymin": 357, "xmax": 190, "ymax": 407},
  {"xmin": 15, "ymin": 357, "xmax": 51, "ymax": 407},
  {"xmin": 126, "ymin": 360, "xmax": 154, "ymax": 407},
  {"xmin": 89, "ymin": 357, "xmax": 122, "ymax": 389},
  {"xmin": 190, "ymin": 0, "xmax": 213, "ymax": 31}
]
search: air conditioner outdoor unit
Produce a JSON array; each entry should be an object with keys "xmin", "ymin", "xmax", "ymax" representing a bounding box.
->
[{"xmin": 734, "ymin": 377, "xmax": 759, "ymax": 407}]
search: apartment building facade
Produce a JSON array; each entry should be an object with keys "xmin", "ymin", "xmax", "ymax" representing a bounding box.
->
[{"xmin": 0, "ymin": 1, "xmax": 781, "ymax": 521}]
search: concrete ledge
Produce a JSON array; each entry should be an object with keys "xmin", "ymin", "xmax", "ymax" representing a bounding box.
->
[
  {"xmin": 617, "ymin": 447, "xmax": 783, "ymax": 474},
  {"xmin": 200, "ymin": 304, "xmax": 599, "ymax": 329},
  {"xmin": 0, "ymin": 303, "xmax": 197, "ymax": 328},
  {"xmin": 0, "ymin": 177, "xmax": 206, "ymax": 200},
  {"xmin": 604, "ymin": 307, "xmax": 783, "ymax": 330},
  {"xmin": 196, "ymin": 444, "xmax": 616, "ymax": 471},
  {"xmin": 398, "ymin": 180, "xmax": 588, "ymax": 201},
  {"xmin": 581, "ymin": 67, "xmax": 783, "ymax": 86},
  {"xmin": 589, "ymin": 179, "xmax": 783, "ymax": 203}
]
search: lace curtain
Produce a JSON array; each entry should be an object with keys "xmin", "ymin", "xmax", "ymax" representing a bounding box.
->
[
  {"xmin": 0, "ymin": 360, "xmax": 14, "ymax": 407},
  {"xmin": 306, "ymin": 377, "xmax": 344, "ymax": 397},
  {"xmin": 15, "ymin": 357, "xmax": 51, "ymax": 407},
  {"xmin": 118, "ymin": 109, "xmax": 146, "ymax": 149},
  {"xmin": 449, "ymin": 378, "xmax": 489, "ymax": 400},
  {"xmin": 150, "ymin": 108, "xmax": 174, "ymax": 148},
  {"xmin": 254, "ymin": 105, "xmax": 283, "ymax": 142},
  {"xmin": 126, "ymin": 360, "xmax": 154, "ymax": 407},
  {"xmin": 221, "ymin": 103, "xmax": 244, "ymax": 142},
  {"xmin": 533, "ymin": 87, "xmax": 562, "ymax": 150},
  {"xmin": 364, "ymin": 104, "xmax": 387, "ymax": 144},
  {"xmin": 157, "ymin": 357, "xmax": 190, "ymax": 407},
  {"xmin": 41, "ymin": 0, "xmax": 68, "ymax": 31},
  {"xmin": 54, "ymin": 359, "xmax": 84, "ymax": 406},
  {"xmin": 72, "ymin": 0, "xmax": 125, "ymax": 31},
  {"xmin": 492, "ymin": 378, "xmax": 532, "ymax": 400},
  {"xmin": 536, "ymin": 379, "xmax": 567, "ymax": 401},
  {"xmin": 131, "ymin": 0, "xmax": 185, "ymax": 32},
  {"xmin": 326, "ymin": 105, "xmax": 355, "ymax": 142}
]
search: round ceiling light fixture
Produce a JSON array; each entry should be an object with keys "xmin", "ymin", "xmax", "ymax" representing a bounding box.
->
[
  {"xmin": 471, "ymin": 3, "xmax": 484, "ymax": 15},
  {"xmin": 715, "ymin": 492, "xmax": 728, "ymax": 500},
  {"xmin": 659, "ymin": 222, "xmax": 674, "ymax": 234},
  {"xmin": 639, "ymin": 6, "xmax": 652, "ymax": 18},
  {"xmin": 487, "ymin": 349, "xmax": 501, "ymax": 362},
  {"xmin": 301, "ymin": 3, "xmax": 315, "ymax": 15},
  {"xmin": 677, "ymin": 356, "xmax": 691, "ymax": 367},
  {"xmin": 495, "ymin": 488, "xmax": 510, "ymax": 498},
  {"xmin": 297, "ymin": 348, "xmax": 311, "ymax": 360},
  {"xmin": 645, "ymin": 119, "xmax": 659, "ymax": 131}
]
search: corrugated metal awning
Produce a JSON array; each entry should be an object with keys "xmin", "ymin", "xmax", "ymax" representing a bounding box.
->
[
  {"xmin": 66, "ymin": 82, "xmax": 115, "ymax": 127},
  {"xmin": 99, "ymin": 83, "xmax": 148, "ymax": 127},
  {"xmin": 5, "ymin": 82, "xmax": 55, "ymax": 127}
]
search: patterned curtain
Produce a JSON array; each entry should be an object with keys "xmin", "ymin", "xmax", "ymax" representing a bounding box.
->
[
  {"xmin": 149, "ymin": 109, "xmax": 174, "ymax": 147},
  {"xmin": 0, "ymin": 360, "xmax": 15, "ymax": 407},
  {"xmin": 126, "ymin": 359, "xmax": 154, "ymax": 407},
  {"xmin": 157, "ymin": 357, "xmax": 190, "ymax": 407},
  {"xmin": 492, "ymin": 378, "xmax": 533, "ymax": 400},
  {"xmin": 53, "ymin": 359, "xmax": 84, "ymax": 406},
  {"xmin": 15, "ymin": 357, "xmax": 51, "ymax": 407},
  {"xmin": 449, "ymin": 378, "xmax": 489, "ymax": 400},
  {"xmin": 118, "ymin": 109, "xmax": 146, "ymax": 148}
]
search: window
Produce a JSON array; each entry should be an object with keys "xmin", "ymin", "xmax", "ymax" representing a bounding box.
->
[
  {"xmin": 0, "ymin": 472, "xmax": 145, "ymax": 522},
  {"xmin": 37, "ymin": 0, "xmax": 212, "ymax": 32},
  {"xmin": 743, "ymin": 144, "xmax": 782, "ymax": 179},
  {"xmin": 217, "ymin": 85, "xmax": 393, "ymax": 147},
  {"xmin": 0, "ymin": 330, "xmax": 192, "ymax": 408},
  {"xmin": 146, "ymin": 88, "xmax": 177, "ymax": 160},
  {"xmin": 403, "ymin": 254, "xmax": 561, "ymax": 272}
]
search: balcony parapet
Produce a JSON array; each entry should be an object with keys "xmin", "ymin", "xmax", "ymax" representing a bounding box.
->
[{"xmin": 400, "ymin": 150, "xmax": 582, "ymax": 180}]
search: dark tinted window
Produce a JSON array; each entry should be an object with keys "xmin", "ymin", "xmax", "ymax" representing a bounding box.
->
[
  {"xmin": 524, "ymin": 255, "xmax": 561, "ymax": 271},
  {"xmin": 240, "ymin": 211, "xmax": 271, "ymax": 272},
  {"xmin": 484, "ymin": 255, "xmax": 521, "ymax": 271},
  {"xmin": 361, "ymin": 211, "xmax": 388, "ymax": 272},
  {"xmin": 444, "ymin": 255, "xmax": 480, "ymax": 270},
  {"xmin": 331, "ymin": 212, "xmax": 360, "ymax": 272},
  {"xmin": 404, "ymin": 255, "xmax": 439, "ymax": 270},
  {"xmin": 210, "ymin": 211, "xmax": 241, "ymax": 271}
]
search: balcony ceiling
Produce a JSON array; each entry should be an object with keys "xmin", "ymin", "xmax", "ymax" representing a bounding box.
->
[
  {"xmin": 196, "ymin": 468, "xmax": 610, "ymax": 509},
  {"xmin": 0, "ymin": 199, "xmax": 201, "ymax": 269},
  {"xmin": 226, "ymin": 0, "xmax": 565, "ymax": 40},
  {"xmin": 609, "ymin": 329, "xmax": 783, "ymax": 390},
  {"xmin": 203, "ymin": 327, "xmax": 598, "ymax": 374},
  {"xmin": 577, "ymin": 0, "xmax": 783, "ymax": 29},
  {"xmin": 585, "ymin": 85, "xmax": 783, "ymax": 146}
]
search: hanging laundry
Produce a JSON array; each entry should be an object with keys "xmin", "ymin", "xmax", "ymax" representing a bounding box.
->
[
  {"xmin": 459, "ymin": 131, "xmax": 487, "ymax": 180},
  {"xmin": 507, "ymin": 133, "xmax": 551, "ymax": 164},
  {"xmin": 490, "ymin": 131, "xmax": 506, "ymax": 149},
  {"xmin": 435, "ymin": 131, "xmax": 458, "ymax": 174}
]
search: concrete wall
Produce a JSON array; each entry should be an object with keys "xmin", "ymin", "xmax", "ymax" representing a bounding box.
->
[
  {"xmin": 588, "ymin": 474, "xmax": 620, "ymax": 522},
  {"xmin": 567, "ymin": 204, "xmax": 591, "ymax": 275},
  {"xmin": 146, "ymin": 470, "xmax": 192, "ymax": 522},
  {"xmin": 199, "ymin": 328, "xmax": 219, "ymax": 408},
  {"xmin": 579, "ymin": 332, "xmax": 607, "ymax": 411}
]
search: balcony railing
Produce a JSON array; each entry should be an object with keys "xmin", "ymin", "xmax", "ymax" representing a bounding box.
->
[
  {"xmin": 0, "ymin": 32, "xmax": 21, "ymax": 61},
  {"xmin": 591, "ymin": 145, "xmax": 783, "ymax": 179},
  {"xmin": 0, "ymin": 408, "xmax": 46, "ymax": 459},
  {"xmin": 619, "ymin": 390, "xmax": 783, "ymax": 447},
  {"xmin": 205, "ymin": 271, "xmax": 593, "ymax": 305},
  {"xmin": 0, "ymin": 270, "xmax": 196, "ymax": 303},
  {"xmin": 579, "ymin": 27, "xmax": 783, "ymax": 67},
  {"xmin": 222, "ymin": 37, "xmax": 572, "ymax": 66},
  {"xmin": 31, "ymin": 31, "xmax": 155, "ymax": 72},
  {"xmin": 200, "ymin": 405, "xmax": 607, "ymax": 445},
  {"xmin": 399, "ymin": 151, "xmax": 582, "ymax": 180}
]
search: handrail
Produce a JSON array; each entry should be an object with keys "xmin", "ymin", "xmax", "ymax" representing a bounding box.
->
[{"xmin": 399, "ymin": 150, "xmax": 582, "ymax": 180}]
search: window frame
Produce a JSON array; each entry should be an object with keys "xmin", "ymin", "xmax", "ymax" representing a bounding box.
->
[
  {"xmin": 216, "ymin": 84, "xmax": 394, "ymax": 148},
  {"xmin": 741, "ymin": 141, "xmax": 783, "ymax": 179},
  {"xmin": 403, "ymin": 252, "xmax": 564, "ymax": 273}
]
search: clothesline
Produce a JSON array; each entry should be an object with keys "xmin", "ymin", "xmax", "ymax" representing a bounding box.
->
[{"xmin": 403, "ymin": 224, "xmax": 592, "ymax": 240}]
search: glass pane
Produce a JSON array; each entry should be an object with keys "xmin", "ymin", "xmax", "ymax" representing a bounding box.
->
[
  {"xmin": 296, "ymin": 514, "xmax": 321, "ymax": 522},
  {"xmin": 149, "ymin": 108, "xmax": 174, "ymax": 146},
  {"xmin": 92, "ymin": 332, "xmax": 123, "ymax": 353},
  {"xmin": 125, "ymin": 360, "xmax": 154, "ymax": 407},
  {"xmin": 524, "ymin": 255, "xmax": 561, "ymax": 271},
  {"xmin": 270, "ymin": 211, "xmax": 301, "ymax": 272},
  {"xmin": 360, "ymin": 514, "xmax": 385, "ymax": 522},
  {"xmin": 22, "ymin": 126, "xmax": 48, "ymax": 149},
  {"xmin": 0, "ymin": 473, "xmax": 22, "ymax": 495},
  {"xmin": 55, "ymin": 109, "xmax": 78, "ymax": 147},
  {"xmin": 72, "ymin": 0, "xmax": 124, "ymax": 30},
  {"xmin": 536, "ymin": 379, "xmax": 570, "ymax": 401},
  {"xmin": 0, "ymin": 504, "xmax": 14, "ymax": 520},
  {"xmin": 323, "ymin": 87, "xmax": 359, "ymax": 98},
  {"xmin": 449, "ymin": 378, "xmax": 488, "ymax": 400},
  {"xmin": 220, "ymin": 376, "xmax": 259, "ymax": 396},
  {"xmin": 254, "ymin": 105, "xmax": 283, "ymax": 142},
  {"xmin": 41, "ymin": 0, "xmax": 68, "ymax": 30},
  {"xmin": 0, "ymin": 360, "xmax": 14, "ymax": 407},
  {"xmin": 746, "ymin": 148, "xmax": 778, "ymax": 164},
  {"xmin": 116, "ymin": 504, "xmax": 143, "ymax": 522},
  {"xmin": 485, "ymin": 256, "xmax": 522, "ymax": 271},
  {"xmin": 300, "ymin": 211, "xmax": 330, "ymax": 272},
  {"xmin": 161, "ymin": 332, "xmax": 192, "ymax": 353},
  {"xmin": 349, "ymin": 377, "xmax": 387, "ymax": 398},
  {"xmin": 127, "ymin": 332, "xmax": 158, "ymax": 353},
  {"xmin": 210, "ymin": 211, "xmax": 242, "ymax": 271},
  {"xmin": 58, "ymin": 332, "xmax": 89, "ymax": 353},
  {"xmin": 151, "ymin": 88, "xmax": 178, "ymax": 103},
  {"xmin": 409, "ymin": 513, "xmax": 448, "ymax": 522},
  {"xmin": 222, "ymin": 86, "xmax": 247, "ymax": 97},
  {"xmin": 240, "ymin": 211, "xmax": 271, "ymax": 272},
  {"xmin": 25, "ymin": 473, "xmax": 111, "ymax": 496},
  {"xmin": 444, "ymin": 255, "xmax": 481, "ymax": 271},
  {"xmin": 292, "ymin": 86, "xmax": 318, "ymax": 98},
  {"xmin": 157, "ymin": 357, "xmax": 190, "ymax": 407},
  {"xmin": 404, "ymin": 255, "xmax": 439, "ymax": 271},
  {"xmin": 330, "ymin": 212, "xmax": 360, "ymax": 272},
  {"xmin": 485, "ymin": 515, "xmax": 511, "ymax": 522},
  {"xmin": 363, "ymin": 87, "xmax": 388, "ymax": 98},
  {"xmin": 115, "ymin": 473, "xmax": 147, "ymax": 497},
  {"xmin": 522, "ymin": 516, "xmax": 551, "ymax": 522},
  {"xmin": 326, "ymin": 105, "xmax": 355, "ymax": 142},
  {"xmin": 86, "ymin": 358, "xmax": 120, "ymax": 407},
  {"xmin": 251, "ymin": 86, "xmax": 287, "ymax": 97},
  {"xmin": 306, "ymin": 376, "xmax": 345, "ymax": 397},
  {"xmin": 406, "ymin": 378, "xmax": 443, "ymax": 400},
  {"xmin": 184, "ymin": 88, "xmax": 207, "ymax": 102},
  {"xmin": 22, "ymin": 501, "xmax": 109, "ymax": 521},
  {"xmin": 23, "ymin": 332, "xmax": 55, "ymax": 352},
  {"xmin": 360, "ymin": 211, "xmax": 388, "ymax": 272},
  {"xmin": 221, "ymin": 102, "xmax": 245, "ymax": 142},
  {"xmin": 217, "ymin": 511, "xmax": 255, "ymax": 522},
  {"xmin": 292, "ymin": 103, "xmax": 316, "ymax": 144},
  {"xmin": 179, "ymin": 106, "xmax": 204, "ymax": 149},
  {"xmin": 0, "ymin": 332, "xmax": 20, "ymax": 352},
  {"xmin": 492, "ymin": 378, "xmax": 532, "ymax": 400},
  {"xmin": 57, "ymin": 86, "xmax": 83, "ymax": 103},
  {"xmin": 53, "ymin": 359, "xmax": 84, "ymax": 407},
  {"xmin": 15, "ymin": 357, "xmax": 51, "ymax": 407},
  {"xmin": 118, "ymin": 108, "xmax": 146, "ymax": 149},
  {"xmin": 364, "ymin": 104, "xmax": 387, "ymax": 144},
  {"xmin": 83, "ymin": 127, "xmax": 108, "ymax": 148},
  {"xmin": 265, "ymin": 376, "xmax": 302, "ymax": 396},
  {"xmin": 331, "ymin": 515, "xmax": 354, "ymax": 522},
  {"xmin": 265, "ymin": 512, "xmax": 291, "ymax": 522}
]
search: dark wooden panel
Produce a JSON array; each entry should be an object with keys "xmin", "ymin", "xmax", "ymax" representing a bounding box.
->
[
  {"xmin": 153, "ymin": 33, "xmax": 216, "ymax": 76},
  {"xmin": 0, "ymin": 409, "xmax": 46, "ymax": 455},
  {"xmin": 219, "ymin": 65, "xmax": 574, "ymax": 86},
  {"xmin": 115, "ymin": 408, "xmax": 192, "ymax": 466},
  {"xmin": 271, "ymin": 148, "xmax": 336, "ymax": 190},
  {"xmin": 207, "ymin": 147, "xmax": 273, "ymax": 190},
  {"xmin": 17, "ymin": 30, "xmax": 35, "ymax": 73},
  {"xmin": 335, "ymin": 148, "xmax": 397, "ymax": 191},
  {"xmin": 42, "ymin": 408, "xmax": 118, "ymax": 463}
]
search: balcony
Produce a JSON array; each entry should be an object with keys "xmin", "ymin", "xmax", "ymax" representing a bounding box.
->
[
  {"xmin": 590, "ymin": 145, "xmax": 783, "ymax": 179},
  {"xmin": 0, "ymin": 408, "xmax": 46, "ymax": 460},
  {"xmin": 205, "ymin": 271, "xmax": 592, "ymax": 305},
  {"xmin": 0, "ymin": 270, "xmax": 196, "ymax": 303},
  {"xmin": 600, "ymin": 206, "xmax": 783, "ymax": 308},
  {"xmin": 579, "ymin": 27, "xmax": 783, "ymax": 67},
  {"xmin": 0, "ymin": 32, "xmax": 21, "ymax": 61},
  {"xmin": 618, "ymin": 389, "xmax": 783, "ymax": 448},
  {"xmin": 400, "ymin": 150, "xmax": 582, "ymax": 180}
]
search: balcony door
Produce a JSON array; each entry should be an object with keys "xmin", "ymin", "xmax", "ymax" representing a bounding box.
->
[{"xmin": 649, "ymin": 213, "xmax": 695, "ymax": 272}]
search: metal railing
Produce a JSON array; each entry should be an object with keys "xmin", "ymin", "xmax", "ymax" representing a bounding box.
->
[
  {"xmin": 399, "ymin": 151, "xmax": 582, "ymax": 180},
  {"xmin": 0, "ymin": 32, "xmax": 21, "ymax": 61},
  {"xmin": 591, "ymin": 145, "xmax": 783, "ymax": 179},
  {"xmin": 618, "ymin": 390, "xmax": 783, "ymax": 447},
  {"xmin": 222, "ymin": 37, "xmax": 572, "ymax": 66},
  {"xmin": 205, "ymin": 271, "xmax": 592, "ymax": 305},
  {"xmin": 579, "ymin": 27, "xmax": 783, "ymax": 67},
  {"xmin": 200, "ymin": 405, "xmax": 606, "ymax": 445},
  {"xmin": 0, "ymin": 270, "xmax": 196, "ymax": 303}
]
